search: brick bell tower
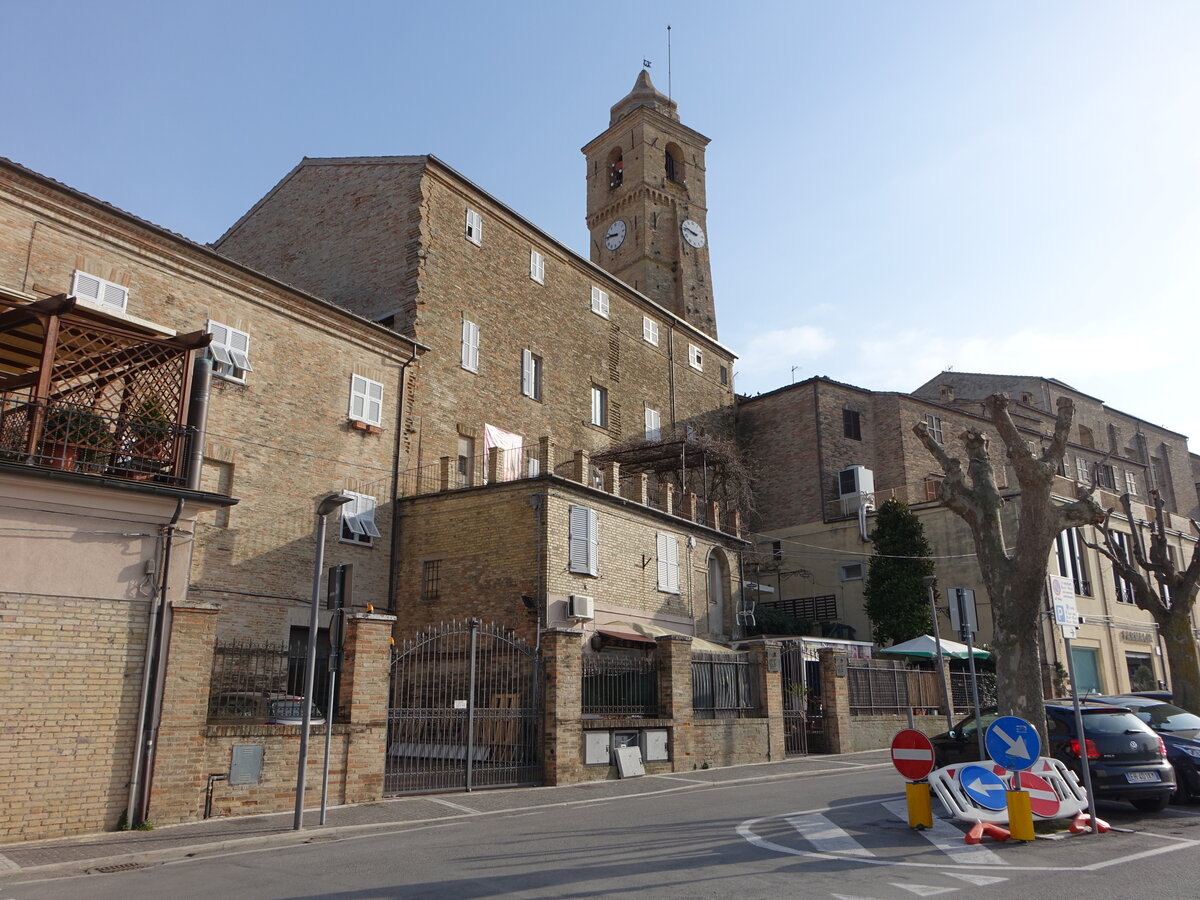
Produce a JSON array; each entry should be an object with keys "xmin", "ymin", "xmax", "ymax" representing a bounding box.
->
[{"xmin": 582, "ymin": 70, "xmax": 718, "ymax": 338}]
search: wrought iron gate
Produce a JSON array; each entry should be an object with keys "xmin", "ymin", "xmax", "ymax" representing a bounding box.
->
[
  {"xmin": 385, "ymin": 619, "xmax": 541, "ymax": 795},
  {"xmin": 780, "ymin": 645, "xmax": 823, "ymax": 755}
]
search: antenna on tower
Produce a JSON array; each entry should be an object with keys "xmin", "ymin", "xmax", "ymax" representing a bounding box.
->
[{"xmin": 667, "ymin": 24, "xmax": 673, "ymax": 101}]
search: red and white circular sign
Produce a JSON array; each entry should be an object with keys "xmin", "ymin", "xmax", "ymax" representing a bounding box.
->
[
  {"xmin": 891, "ymin": 729, "xmax": 936, "ymax": 781},
  {"xmin": 1014, "ymin": 770, "xmax": 1060, "ymax": 818}
]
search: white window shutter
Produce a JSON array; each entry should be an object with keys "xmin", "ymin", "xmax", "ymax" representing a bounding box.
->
[
  {"xmin": 656, "ymin": 533, "xmax": 670, "ymax": 589},
  {"xmin": 350, "ymin": 377, "xmax": 366, "ymax": 419},
  {"xmin": 462, "ymin": 320, "xmax": 479, "ymax": 371},
  {"xmin": 367, "ymin": 380, "xmax": 383, "ymax": 424},
  {"xmin": 360, "ymin": 496, "xmax": 381, "ymax": 538},
  {"xmin": 522, "ymin": 349, "xmax": 534, "ymax": 397},
  {"xmin": 569, "ymin": 505, "xmax": 597, "ymax": 575}
]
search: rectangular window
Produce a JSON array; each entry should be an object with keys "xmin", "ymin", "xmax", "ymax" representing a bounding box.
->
[
  {"xmin": 568, "ymin": 504, "xmax": 599, "ymax": 576},
  {"xmin": 1125, "ymin": 470, "xmax": 1138, "ymax": 495},
  {"xmin": 922, "ymin": 413, "xmax": 943, "ymax": 444},
  {"xmin": 843, "ymin": 409, "xmax": 862, "ymax": 441},
  {"xmin": 1112, "ymin": 532, "xmax": 1135, "ymax": 604},
  {"xmin": 71, "ymin": 269, "xmax": 129, "ymax": 312},
  {"xmin": 840, "ymin": 563, "xmax": 864, "ymax": 581},
  {"xmin": 461, "ymin": 318, "xmax": 480, "ymax": 372},
  {"xmin": 656, "ymin": 532, "xmax": 680, "ymax": 593},
  {"xmin": 340, "ymin": 491, "xmax": 380, "ymax": 545},
  {"xmin": 1076, "ymin": 456, "xmax": 1090, "ymax": 485},
  {"xmin": 591, "ymin": 286, "xmax": 610, "ymax": 318},
  {"xmin": 1095, "ymin": 464, "xmax": 1116, "ymax": 490},
  {"xmin": 591, "ymin": 385, "xmax": 608, "ymax": 429},
  {"xmin": 349, "ymin": 374, "xmax": 384, "ymax": 426},
  {"xmin": 688, "ymin": 344, "xmax": 703, "ymax": 371},
  {"xmin": 207, "ymin": 321, "xmax": 253, "ymax": 382},
  {"xmin": 923, "ymin": 476, "xmax": 943, "ymax": 502},
  {"xmin": 421, "ymin": 560, "xmax": 441, "ymax": 601},
  {"xmin": 530, "ymin": 249, "xmax": 545, "ymax": 284},
  {"xmin": 642, "ymin": 315, "xmax": 659, "ymax": 344},
  {"xmin": 1055, "ymin": 528, "xmax": 1091, "ymax": 596},
  {"xmin": 457, "ymin": 435, "xmax": 475, "ymax": 487},
  {"xmin": 644, "ymin": 406, "xmax": 661, "ymax": 441},
  {"xmin": 465, "ymin": 208, "xmax": 482, "ymax": 245},
  {"xmin": 719, "ymin": 365, "xmax": 729, "ymax": 386},
  {"xmin": 521, "ymin": 349, "xmax": 543, "ymax": 401}
]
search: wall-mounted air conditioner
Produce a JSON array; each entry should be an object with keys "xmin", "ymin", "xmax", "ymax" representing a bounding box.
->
[
  {"xmin": 568, "ymin": 594, "xmax": 595, "ymax": 620},
  {"xmin": 838, "ymin": 465, "xmax": 876, "ymax": 516}
]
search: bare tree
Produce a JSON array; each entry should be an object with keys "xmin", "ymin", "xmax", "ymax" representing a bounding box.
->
[
  {"xmin": 1085, "ymin": 492, "xmax": 1200, "ymax": 712},
  {"xmin": 914, "ymin": 394, "xmax": 1105, "ymax": 734}
]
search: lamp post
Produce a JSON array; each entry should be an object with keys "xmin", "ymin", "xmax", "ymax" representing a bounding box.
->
[
  {"xmin": 293, "ymin": 492, "xmax": 352, "ymax": 831},
  {"xmin": 923, "ymin": 575, "xmax": 955, "ymax": 732}
]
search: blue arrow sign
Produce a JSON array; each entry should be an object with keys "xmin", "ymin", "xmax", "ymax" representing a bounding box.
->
[
  {"xmin": 959, "ymin": 764, "xmax": 1008, "ymax": 810},
  {"xmin": 985, "ymin": 716, "xmax": 1041, "ymax": 771}
]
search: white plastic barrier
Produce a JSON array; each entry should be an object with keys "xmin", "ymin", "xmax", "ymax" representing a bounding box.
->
[{"xmin": 929, "ymin": 756, "xmax": 1089, "ymax": 824}]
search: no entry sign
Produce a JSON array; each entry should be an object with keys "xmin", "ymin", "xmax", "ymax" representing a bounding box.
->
[
  {"xmin": 1014, "ymin": 770, "xmax": 1061, "ymax": 818},
  {"xmin": 891, "ymin": 729, "xmax": 936, "ymax": 781}
]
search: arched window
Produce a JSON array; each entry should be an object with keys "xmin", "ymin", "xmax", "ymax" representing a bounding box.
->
[
  {"xmin": 607, "ymin": 147, "xmax": 623, "ymax": 189},
  {"xmin": 706, "ymin": 549, "xmax": 730, "ymax": 637},
  {"xmin": 665, "ymin": 143, "xmax": 683, "ymax": 184}
]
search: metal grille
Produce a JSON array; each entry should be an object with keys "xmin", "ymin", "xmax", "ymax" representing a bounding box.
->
[
  {"xmin": 762, "ymin": 595, "xmax": 838, "ymax": 623},
  {"xmin": 847, "ymin": 658, "xmax": 910, "ymax": 715},
  {"xmin": 780, "ymin": 645, "xmax": 823, "ymax": 755},
  {"xmin": 207, "ymin": 640, "xmax": 332, "ymax": 722},
  {"xmin": 691, "ymin": 650, "xmax": 762, "ymax": 719},
  {"xmin": 582, "ymin": 653, "xmax": 658, "ymax": 717},
  {"xmin": 386, "ymin": 619, "xmax": 541, "ymax": 795}
]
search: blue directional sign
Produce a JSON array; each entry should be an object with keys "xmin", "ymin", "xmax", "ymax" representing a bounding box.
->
[
  {"xmin": 959, "ymin": 764, "xmax": 1008, "ymax": 810},
  {"xmin": 985, "ymin": 715, "xmax": 1041, "ymax": 771}
]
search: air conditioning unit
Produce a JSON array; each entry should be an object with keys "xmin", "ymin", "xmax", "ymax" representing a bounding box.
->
[
  {"xmin": 838, "ymin": 465, "xmax": 876, "ymax": 516},
  {"xmin": 568, "ymin": 594, "xmax": 595, "ymax": 620}
]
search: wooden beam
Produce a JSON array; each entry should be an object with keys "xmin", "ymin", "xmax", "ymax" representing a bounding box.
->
[{"xmin": 0, "ymin": 294, "xmax": 75, "ymax": 335}]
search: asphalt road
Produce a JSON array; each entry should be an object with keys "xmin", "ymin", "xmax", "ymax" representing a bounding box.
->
[{"xmin": 7, "ymin": 761, "xmax": 1200, "ymax": 899}]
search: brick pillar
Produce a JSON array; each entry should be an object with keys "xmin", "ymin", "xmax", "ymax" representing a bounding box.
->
[
  {"xmin": 731, "ymin": 510, "xmax": 743, "ymax": 538},
  {"xmin": 660, "ymin": 483, "xmax": 675, "ymax": 515},
  {"xmin": 148, "ymin": 601, "xmax": 220, "ymax": 824},
  {"xmin": 338, "ymin": 612, "xmax": 396, "ymax": 803},
  {"xmin": 572, "ymin": 450, "xmax": 590, "ymax": 485},
  {"xmin": 655, "ymin": 634, "xmax": 693, "ymax": 771},
  {"xmin": 634, "ymin": 473, "xmax": 648, "ymax": 505},
  {"xmin": 707, "ymin": 500, "xmax": 720, "ymax": 530},
  {"xmin": 542, "ymin": 628, "xmax": 583, "ymax": 785},
  {"xmin": 749, "ymin": 641, "xmax": 786, "ymax": 761},
  {"xmin": 602, "ymin": 460, "xmax": 620, "ymax": 493},
  {"xmin": 538, "ymin": 436, "xmax": 555, "ymax": 474},
  {"xmin": 487, "ymin": 446, "xmax": 502, "ymax": 483},
  {"xmin": 681, "ymin": 492, "xmax": 697, "ymax": 521},
  {"xmin": 818, "ymin": 649, "xmax": 851, "ymax": 753},
  {"xmin": 439, "ymin": 456, "xmax": 452, "ymax": 491}
]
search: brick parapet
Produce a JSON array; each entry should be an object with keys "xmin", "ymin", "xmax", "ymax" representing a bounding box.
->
[{"xmin": 542, "ymin": 628, "xmax": 583, "ymax": 785}]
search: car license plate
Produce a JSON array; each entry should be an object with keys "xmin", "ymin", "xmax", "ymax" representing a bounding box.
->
[{"xmin": 1126, "ymin": 771, "xmax": 1161, "ymax": 783}]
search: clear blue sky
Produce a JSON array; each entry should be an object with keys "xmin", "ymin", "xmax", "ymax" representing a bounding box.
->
[{"xmin": 8, "ymin": 1, "xmax": 1200, "ymax": 442}]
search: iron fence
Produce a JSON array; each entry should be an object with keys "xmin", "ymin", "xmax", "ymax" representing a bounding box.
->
[
  {"xmin": 207, "ymin": 640, "xmax": 333, "ymax": 723},
  {"xmin": 847, "ymin": 658, "xmax": 910, "ymax": 715},
  {"xmin": 691, "ymin": 650, "xmax": 762, "ymax": 719},
  {"xmin": 582, "ymin": 653, "xmax": 658, "ymax": 717}
]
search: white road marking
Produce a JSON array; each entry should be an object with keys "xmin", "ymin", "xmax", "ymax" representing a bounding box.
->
[
  {"xmin": 426, "ymin": 797, "xmax": 478, "ymax": 814},
  {"xmin": 0, "ymin": 853, "xmax": 16, "ymax": 872},
  {"xmin": 880, "ymin": 800, "xmax": 1006, "ymax": 866},
  {"xmin": 785, "ymin": 813, "xmax": 872, "ymax": 856},
  {"xmin": 889, "ymin": 884, "xmax": 957, "ymax": 896},
  {"xmin": 945, "ymin": 872, "xmax": 1008, "ymax": 886}
]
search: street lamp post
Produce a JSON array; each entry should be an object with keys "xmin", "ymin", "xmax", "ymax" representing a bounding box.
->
[{"xmin": 294, "ymin": 492, "xmax": 352, "ymax": 831}]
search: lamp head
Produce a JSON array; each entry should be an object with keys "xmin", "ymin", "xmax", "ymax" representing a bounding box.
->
[{"xmin": 317, "ymin": 492, "xmax": 353, "ymax": 516}]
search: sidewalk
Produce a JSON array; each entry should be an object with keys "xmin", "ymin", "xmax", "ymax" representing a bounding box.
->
[{"xmin": 0, "ymin": 750, "xmax": 891, "ymax": 880}]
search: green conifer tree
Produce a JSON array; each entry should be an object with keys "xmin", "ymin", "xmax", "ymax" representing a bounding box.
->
[{"xmin": 864, "ymin": 498, "xmax": 935, "ymax": 646}]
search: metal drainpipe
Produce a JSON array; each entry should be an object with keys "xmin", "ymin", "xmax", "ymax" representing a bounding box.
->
[
  {"xmin": 387, "ymin": 357, "xmax": 416, "ymax": 612},
  {"xmin": 185, "ymin": 358, "xmax": 212, "ymax": 491},
  {"xmin": 128, "ymin": 496, "xmax": 184, "ymax": 826}
]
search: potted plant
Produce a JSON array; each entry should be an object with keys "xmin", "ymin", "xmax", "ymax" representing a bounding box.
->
[
  {"xmin": 41, "ymin": 403, "xmax": 111, "ymax": 471},
  {"xmin": 121, "ymin": 396, "xmax": 174, "ymax": 478}
]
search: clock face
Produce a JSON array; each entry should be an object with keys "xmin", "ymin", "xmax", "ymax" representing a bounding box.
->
[
  {"xmin": 604, "ymin": 219, "xmax": 626, "ymax": 250},
  {"xmin": 681, "ymin": 219, "xmax": 705, "ymax": 248}
]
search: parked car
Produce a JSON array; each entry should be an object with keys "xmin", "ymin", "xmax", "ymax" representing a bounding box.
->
[
  {"xmin": 930, "ymin": 702, "xmax": 1175, "ymax": 812},
  {"xmin": 1088, "ymin": 694, "xmax": 1200, "ymax": 802},
  {"xmin": 209, "ymin": 691, "xmax": 325, "ymax": 725}
]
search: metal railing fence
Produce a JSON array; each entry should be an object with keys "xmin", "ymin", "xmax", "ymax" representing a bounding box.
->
[
  {"xmin": 582, "ymin": 654, "xmax": 658, "ymax": 717},
  {"xmin": 691, "ymin": 650, "xmax": 762, "ymax": 719}
]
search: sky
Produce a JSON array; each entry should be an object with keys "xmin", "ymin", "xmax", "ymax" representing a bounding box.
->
[{"xmin": 7, "ymin": 1, "xmax": 1200, "ymax": 442}]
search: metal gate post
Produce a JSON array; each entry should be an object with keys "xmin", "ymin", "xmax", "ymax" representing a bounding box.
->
[{"xmin": 465, "ymin": 618, "xmax": 478, "ymax": 792}]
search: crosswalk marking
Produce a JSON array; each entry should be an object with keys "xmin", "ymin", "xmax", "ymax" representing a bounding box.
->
[
  {"xmin": 945, "ymin": 872, "xmax": 1008, "ymax": 886},
  {"xmin": 880, "ymin": 800, "xmax": 1006, "ymax": 866},
  {"xmin": 786, "ymin": 813, "xmax": 873, "ymax": 856},
  {"xmin": 889, "ymin": 884, "xmax": 958, "ymax": 896}
]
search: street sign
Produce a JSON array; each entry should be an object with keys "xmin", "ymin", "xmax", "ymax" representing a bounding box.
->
[
  {"xmin": 1049, "ymin": 574, "xmax": 1077, "ymax": 639},
  {"xmin": 985, "ymin": 716, "xmax": 1041, "ymax": 771},
  {"xmin": 1013, "ymin": 770, "xmax": 1061, "ymax": 818},
  {"xmin": 948, "ymin": 588, "xmax": 978, "ymax": 635},
  {"xmin": 959, "ymin": 764, "xmax": 1008, "ymax": 811},
  {"xmin": 890, "ymin": 729, "xmax": 936, "ymax": 781}
]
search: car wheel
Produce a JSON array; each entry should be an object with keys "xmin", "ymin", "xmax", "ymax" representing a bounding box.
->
[{"xmin": 1132, "ymin": 795, "xmax": 1171, "ymax": 813}]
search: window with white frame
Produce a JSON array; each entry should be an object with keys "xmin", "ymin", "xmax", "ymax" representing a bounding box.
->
[
  {"xmin": 644, "ymin": 406, "xmax": 661, "ymax": 441},
  {"xmin": 1055, "ymin": 527, "xmax": 1091, "ymax": 596},
  {"xmin": 590, "ymin": 385, "xmax": 608, "ymax": 429},
  {"xmin": 642, "ymin": 316, "xmax": 659, "ymax": 345},
  {"xmin": 461, "ymin": 318, "xmax": 480, "ymax": 372},
  {"xmin": 1095, "ymin": 463, "xmax": 1116, "ymax": 490},
  {"xmin": 349, "ymin": 375, "xmax": 384, "ymax": 426},
  {"xmin": 1125, "ymin": 470, "xmax": 1138, "ymax": 495},
  {"xmin": 207, "ymin": 321, "xmax": 253, "ymax": 382},
  {"xmin": 340, "ymin": 492, "xmax": 380, "ymax": 545},
  {"xmin": 656, "ymin": 532, "xmax": 680, "ymax": 593},
  {"xmin": 71, "ymin": 270, "xmax": 128, "ymax": 312},
  {"xmin": 1112, "ymin": 532, "xmax": 1135, "ymax": 603},
  {"xmin": 465, "ymin": 208, "xmax": 483, "ymax": 245},
  {"xmin": 688, "ymin": 344, "xmax": 703, "ymax": 371},
  {"xmin": 530, "ymin": 249, "xmax": 545, "ymax": 284},
  {"xmin": 840, "ymin": 563, "xmax": 864, "ymax": 581},
  {"xmin": 521, "ymin": 349, "xmax": 543, "ymax": 401},
  {"xmin": 591, "ymin": 286, "xmax": 609, "ymax": 318},
  {"xmin": 568, "ymin": 504, "xmax": 598, "ymax": 576},
  {"xmin": 1076, "ymin": 456, "xmax": 1090, "ymax": 485},
  {"xmin": 922, "ymin": 413, "xmax": 943, "ymax": 444}
]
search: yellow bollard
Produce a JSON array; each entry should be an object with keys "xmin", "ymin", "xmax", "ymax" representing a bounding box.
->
[
  {"xmin": 1006, "ymin": 789, "xmax": 1035, "ymax": 841},
  {"xmin": 905, "ymin": 781, "xmax": 933, "ymax": 829}
]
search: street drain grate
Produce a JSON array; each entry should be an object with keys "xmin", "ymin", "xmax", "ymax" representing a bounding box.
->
[{"xmin": 88, "ymin": 862, "xmax": 155, "ymax": 874}]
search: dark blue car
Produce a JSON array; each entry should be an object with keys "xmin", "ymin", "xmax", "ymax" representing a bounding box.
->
[{"xmin": 1095, "ymin": 695, "xmax": 1200, "ymax": 801}]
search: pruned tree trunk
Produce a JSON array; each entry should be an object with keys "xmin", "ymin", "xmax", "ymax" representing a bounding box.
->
[{"xmin": 914, "ymin": 395, "xmax": 1105, "ymax": 737}]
